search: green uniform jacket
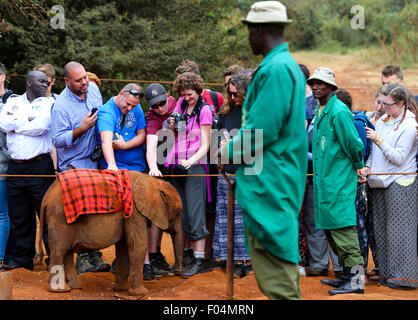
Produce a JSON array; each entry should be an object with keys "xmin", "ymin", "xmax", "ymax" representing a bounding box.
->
[
  {"xmin": 226, "ymin": 43, "xmax": 307, "ymax": 264},
  {"xmin": 312, "ymin": 94, "xmax": 364, "ymax": 229}
]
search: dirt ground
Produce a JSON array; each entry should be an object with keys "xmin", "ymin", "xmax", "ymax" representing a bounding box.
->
[
  {"xmin": 4, "ymin": 232, "xmax": 418, "ymax": 301},
  {"xmin": 2, "ymin": 56, "xmax": 418, "ymax": 301}
]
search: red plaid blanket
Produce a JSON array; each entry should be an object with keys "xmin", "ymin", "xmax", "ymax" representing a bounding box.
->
[{"xmin": 57, "ymin": 168, "xmax": 133, "ymax": 224}]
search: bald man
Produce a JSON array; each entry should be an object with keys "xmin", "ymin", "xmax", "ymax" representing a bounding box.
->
[
  {"xmin": 51, "ymin": 61, "xmax": 102, "ymax": 171},
  {"xmin": 51, "ymin": 61, "xmax": 110, "ymax": 274},
  {"xmin": 0, "ymin": 70, "xmax": 55, "ymax": 271}
]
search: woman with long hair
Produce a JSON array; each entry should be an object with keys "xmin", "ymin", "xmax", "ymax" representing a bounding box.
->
[
  {"xmin": 213, "ymin": 74, "xmax": 253, "ymax": 278},
  {"xmin": 364, "ymin": 83, "xmax": 417, "ymax": 290}
]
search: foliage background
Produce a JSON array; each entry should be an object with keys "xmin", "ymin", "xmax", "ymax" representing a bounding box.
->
[{"xmin": 0, "ymin": 0, "xmax": 416, "ymax": 104}]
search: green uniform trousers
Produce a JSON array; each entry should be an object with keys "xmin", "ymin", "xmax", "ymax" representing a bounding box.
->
[
  {"xmin": 247, "ymin": 229, "xmax": 301, "ymax": 300},
  {"xmin": 324, "ymin": 226, "xmax": 364, "ymax": 268}
]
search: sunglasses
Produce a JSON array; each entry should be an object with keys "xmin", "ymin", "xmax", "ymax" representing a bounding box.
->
[
  {"xmin": 151, "ymin": 100, "xmax": 167, "ymax": 109},
  {"xmin": 124, "ymin": 89, "xmax": 144, "ymax": 99},
  {"xmin": 229, "ymin": 91, "xmax": 238, "ymax": 98}
]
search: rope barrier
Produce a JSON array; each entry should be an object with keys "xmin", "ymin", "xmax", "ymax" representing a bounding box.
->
[
  {"xmin": 8, "ymin": 74, "xmax": 418, "ymax": 91},
  {"xmin": 8, "ymin": 73, "xmax": 225, "ymax": 87},
  {"xmin": 0, "ymin": 172, "xmax": 416, "ymax": 178}
]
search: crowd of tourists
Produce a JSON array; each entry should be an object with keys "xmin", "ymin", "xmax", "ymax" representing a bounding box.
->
[{"xmin": 0, "ymin": 0, "xmax": 416, "ymax": 300}]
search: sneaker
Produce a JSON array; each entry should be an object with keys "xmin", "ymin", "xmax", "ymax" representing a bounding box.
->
[
  {"xmin": 181, "ymin": 258, "xmax": 205, "ymax": 278},
  {"xmin": 233, "ymin": 264, "xmax": 244, "ymax": 279},
  {"xmin": 143, "ymin": 264, "xmax": 155, "ymax": 281},
  {"xmin": 307, "ymin": 267, "xmax": 329, "ymax": 277},
  {"xmin": 76, "ymin": 253, "xmax": 96, "ymax": 274},
  {"xmin": 89, "ymin": 250, "xmax": 110, "ymax": 272},
  {"xmin": 202, "ymin": 258, "xmax": 225, "ymax": 273},
  {"xmin": 183, "ymin": 249, "xmax": 194, "ymax": 267},
  {"xmin": 243, "ymin": 263, "xmax": 253, "ymax": 277},
  {"xmin": 1, "ymin": 259, "xmax": 33, "ymax": 271},
  {"xmin": 111, "ymin": 258, "xmax": 116, "ymax": 274},
  {"xmin": 150, "ymin": 252, "xmax": 170, "ymax": 277}
]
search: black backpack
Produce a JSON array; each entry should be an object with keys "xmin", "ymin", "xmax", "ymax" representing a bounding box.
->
[
  {"xmin": 180, "ymin": 95, "xmax": 218, "ymax": 127},
  {"xmin": 1, "ymin": 90, "xmax": 13, "ymax": 104}
]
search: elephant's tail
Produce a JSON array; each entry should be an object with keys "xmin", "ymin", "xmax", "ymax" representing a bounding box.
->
[{"xmin": 33, "ymin": 203, "xmax": 46, "ymax": 266}]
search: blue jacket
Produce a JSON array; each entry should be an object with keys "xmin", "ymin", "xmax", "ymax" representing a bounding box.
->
[{"xmin": 353, "ymin": 111, "xmax": 375, "ymax": 162}]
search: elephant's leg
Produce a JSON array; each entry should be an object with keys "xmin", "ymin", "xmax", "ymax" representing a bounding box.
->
[
  {"xmin": 64, "ymin": 252, "xmax": 83, "ymax": 290},
  {"xmin": 113, "ymin": 239, "xmax": 129, "ymax": 292},
  {"xmin": 170, "ymin": 220, "xmax": 184, "ymax": 275},
  {"xmin": 125, "ymin": 214, "xmax": 148, "ymax": 297}
]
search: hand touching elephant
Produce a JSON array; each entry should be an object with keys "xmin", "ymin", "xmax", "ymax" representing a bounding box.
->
[{"xmin": 34, "ymin": 170, "xmax": 183, "ymax": 297}]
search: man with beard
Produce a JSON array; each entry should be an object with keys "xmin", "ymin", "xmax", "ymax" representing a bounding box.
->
[
  {"xmin": 51, "ymin": 61, "xmax": 110, "ymax": 274},
  {"xmin": 308, "ymin": 67, "xmax": 365, "ymax": 295},
  {"xmin": 0, "ymin": 70, "xmax": 55, "ymax": 271}
]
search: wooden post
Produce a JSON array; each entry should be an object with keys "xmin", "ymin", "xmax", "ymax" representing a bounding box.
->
[
  {"xmin": 0, "ymin": 272, "xmax": 13, "ymax": 300},
  {"xmin": 222, "ymin": 172, "xmax": 236, "ymax": 300}
]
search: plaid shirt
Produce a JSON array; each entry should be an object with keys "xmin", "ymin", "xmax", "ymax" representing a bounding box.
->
[
  {"xmin": 51, "ymin": 82, "xmax": 103, "ymax": 171},
  {"xmin": 57, "ymin": 168, "xmax": 133, "ymax": 224}
]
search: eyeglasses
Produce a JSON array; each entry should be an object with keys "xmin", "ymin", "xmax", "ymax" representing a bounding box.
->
[
  {"xmin": 151, "ymin": 100, "xmax": 167, "ymax": 109},
  {"xmin": 123, "ymin": 89, "xmax": 144, "ymax": 99},
  {"xmin": 229, "ymin": 91, "xmax": 238, "ymax": 98},
  {"xmin": 377, "ymin": 99, "xmax": 397, "ymax": 108}
]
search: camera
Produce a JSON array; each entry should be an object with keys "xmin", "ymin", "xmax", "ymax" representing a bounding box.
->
[
  {"xmin": 90, "ymin": 145, "xmax": 103, "ymax": 162},
  {"xmin": 170, "ymin": 113, "xmax": 188, "ymax": 132},
  {"xmin": 90, "ymin": 133, "xmax": 120, "ymax": 162}
]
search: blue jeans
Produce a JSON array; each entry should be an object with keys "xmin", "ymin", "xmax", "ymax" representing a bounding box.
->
[{"xmin": 0, "ymin": 180, "xmax": 10, "ymax": 261}]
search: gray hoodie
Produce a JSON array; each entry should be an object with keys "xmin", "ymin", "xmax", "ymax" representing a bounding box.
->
[{"xmin": 366, "ymin": 110, "xmax": 417, "ymax": 188}]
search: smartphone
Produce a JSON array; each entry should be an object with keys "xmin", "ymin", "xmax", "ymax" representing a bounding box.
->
[{"xmin": 90, "ymin": 108, "xmax": 98, "ymax": 117}]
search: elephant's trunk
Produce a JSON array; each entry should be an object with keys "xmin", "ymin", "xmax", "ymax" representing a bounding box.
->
[{"xmin": 32, "ymin": 203, "xmax": 45, "ymax": 266}]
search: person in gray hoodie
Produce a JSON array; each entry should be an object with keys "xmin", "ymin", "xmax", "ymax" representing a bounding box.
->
[{"xmin": 363, "ymin": 83, "xmax": 417, "ymax": 290}]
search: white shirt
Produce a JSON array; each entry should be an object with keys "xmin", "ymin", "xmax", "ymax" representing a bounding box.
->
[
  {"xmin": 366, "ymin": 110, "xmax": 417, "ymax": 188},
  {"xmin": 0, "ymin": 93, "xmax": 54, "ymax": 160}
]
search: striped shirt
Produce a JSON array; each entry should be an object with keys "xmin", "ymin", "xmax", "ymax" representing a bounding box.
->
[{"xmin": 51, "ymin": 82, "xmax": 103, "ymax": 171}]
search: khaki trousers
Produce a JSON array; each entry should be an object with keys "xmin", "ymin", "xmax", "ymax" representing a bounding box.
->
[
  {"xmin": 247, "ymin": 229, "xmax": 301, "ymax": 300},
  {"xmin": 324, "ymin": 226, "xmax": 364, "ymax": 268}
]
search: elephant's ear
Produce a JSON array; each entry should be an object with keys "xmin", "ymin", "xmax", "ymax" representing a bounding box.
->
[{"xmin": 132, "ymin": 174, "xmax": 170, "ymax": 230}]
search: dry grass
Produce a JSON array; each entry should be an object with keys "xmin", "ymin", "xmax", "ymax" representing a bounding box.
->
[{"xmin": 292, "ymin": 49, "xmax": 418, "ymax": 111}]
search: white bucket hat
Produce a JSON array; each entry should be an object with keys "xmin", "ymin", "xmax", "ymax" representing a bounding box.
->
[
  {"xmin": 242, "ymin": 1, "xmax": 293, "ymax": 24},
  {"xmin": 307, "ymin": 67, "xmax": 338, "ymax": 89}
]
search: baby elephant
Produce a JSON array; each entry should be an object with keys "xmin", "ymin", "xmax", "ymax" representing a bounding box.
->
[{"xmin": 34, "ymin": 170, "xmax": 183, "ymax": 297}]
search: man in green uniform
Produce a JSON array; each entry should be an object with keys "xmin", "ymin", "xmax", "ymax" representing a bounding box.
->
[
  {"xmin": 220, "ymin": 1, "xmax": 307, "ymax": 300},
  {"xmin": 308, "ymin": 67, "xmax": 365, "ymax": 295}
]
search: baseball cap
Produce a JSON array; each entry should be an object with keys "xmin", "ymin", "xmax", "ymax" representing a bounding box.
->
[
  {"xmin": 145, "ymin": 83, "xmax": 167, "ymax": 107},
  {"xmin": 242, "ymin": 1, "xmax": 293, "ymax": 24}
]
